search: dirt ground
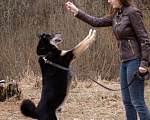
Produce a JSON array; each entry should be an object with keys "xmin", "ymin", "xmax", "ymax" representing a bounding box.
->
[{"xmin": 0, "ymin": 73, "xmax": 150, "ymax": 120}]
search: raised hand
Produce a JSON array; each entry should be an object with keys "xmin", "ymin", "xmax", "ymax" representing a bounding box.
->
[{"xmin": 65, "ymin": 2, "xmax": 78, "ymax": 13}]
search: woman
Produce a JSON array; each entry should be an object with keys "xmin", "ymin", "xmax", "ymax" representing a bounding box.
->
[{"xmin": 65, "ymin": 0, "xmax": 150, "ymax": 120}]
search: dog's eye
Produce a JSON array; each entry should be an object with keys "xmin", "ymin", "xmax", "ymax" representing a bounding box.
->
[{"xmin": 40, "ymin": 47, "xmax": 45, "ymax": 49}]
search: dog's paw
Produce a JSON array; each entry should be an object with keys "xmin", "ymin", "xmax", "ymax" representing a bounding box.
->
[{"xmin": 93, "ymin": 29, "xmax": 96, "ymax": 35}]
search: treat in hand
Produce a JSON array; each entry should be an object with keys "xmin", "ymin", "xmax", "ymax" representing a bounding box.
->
[{"xmin": 65, "ymin": 2, "xmax": 78, "ymax": 13}]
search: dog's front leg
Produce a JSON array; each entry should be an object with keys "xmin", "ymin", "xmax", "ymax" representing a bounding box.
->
[{"xmin": 71, "ymin": 29, "xmax": 96, "ymax": 61}]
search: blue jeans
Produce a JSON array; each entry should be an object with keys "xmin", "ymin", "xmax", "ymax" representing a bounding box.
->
[{"xmin": 120, "ymin": 59, "xmax": 150, "ymax": 120}]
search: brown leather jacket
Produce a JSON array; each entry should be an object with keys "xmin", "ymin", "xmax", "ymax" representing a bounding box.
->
[{"xmin": 76, "ymin": 6, "xmax": 150, "ymax": 68}]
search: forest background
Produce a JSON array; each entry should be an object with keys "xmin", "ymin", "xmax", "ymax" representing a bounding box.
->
[{"xmin": 0, "ymin": 0, "xmax": 150, "ymax": 82}]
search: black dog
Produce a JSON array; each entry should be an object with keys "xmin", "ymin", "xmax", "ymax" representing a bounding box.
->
[{"xmin": 20, "ymin": 29, "xmax": 96, "ymax": 120}]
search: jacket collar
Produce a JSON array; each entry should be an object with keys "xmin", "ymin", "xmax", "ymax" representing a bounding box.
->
[{"xmin": 117, "ymin": 5, "xmax": 129, "ymax": 15}]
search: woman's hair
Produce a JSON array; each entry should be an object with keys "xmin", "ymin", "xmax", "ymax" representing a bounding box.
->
[
  {"xmin": 108, "ymin": 0, "xmax": 136, "ymax": 17},
  {"xmin": 106, "ymin": 0, "xmax": 136, "ymax": 37}
]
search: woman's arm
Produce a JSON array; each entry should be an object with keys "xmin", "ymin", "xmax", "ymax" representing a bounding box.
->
[
  {"xmin": 129, "ymin": 8, "xmax": 150, "ymax": 71},
  {"xmin": 65, "ymin": 2, "xmax": 112, "ymax": 27},
  {"xmin": 75, "ymin": 9, "xmax": 112, "ymax": 27}
]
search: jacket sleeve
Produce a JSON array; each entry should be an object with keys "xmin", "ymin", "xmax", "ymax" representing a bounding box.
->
[
  {"xmin": 75, "ymin": 9, "xmax": 112, "ymax": 27},
  {"xmin": 129, "ymin": 9, "xmax": 150, "ymax": 68}
]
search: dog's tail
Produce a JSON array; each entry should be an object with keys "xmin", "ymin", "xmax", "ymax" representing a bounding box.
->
[{"xmin": 20, "ymin": 99, "xmax": 38, "ymax": 119}]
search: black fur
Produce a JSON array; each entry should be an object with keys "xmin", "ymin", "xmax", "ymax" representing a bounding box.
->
[
  {"xmin": 20, "ymin": 99, "xmax": 37, "ymax": 119},
  {"xmin": 20, "ymin": 33, "xmax": 73, "ymax": 120},
  {"xmin": 20, "ymin": 29, "xmax": 96, "ymax": 120}
]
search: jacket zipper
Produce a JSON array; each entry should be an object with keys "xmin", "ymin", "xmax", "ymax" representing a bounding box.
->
[
  {"xmin": 114, "ymin": 15, "xmax": 128, "ymax": 60},
  {"xmin": 115, "ymin": 15, "xmax": 123, "ymax": 60},
  {"xmin": 120, "ymin": 40, "xmax": 122, "ymax": 60},
  {"xmin": 128, "ymin": 40, "xmax": 134, "ymax": 54},
  {"xmin": 118, "ymin": 18, "xmax": 128, "ymax": 24},
  {"xmin": 116, "ymin": 26, "xmax": 123, "ymax": 60}
]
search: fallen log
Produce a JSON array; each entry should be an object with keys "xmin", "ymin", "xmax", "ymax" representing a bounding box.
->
[{"xmin": 0, "ymin": 82, "xmax": 21, "ymax": 102}]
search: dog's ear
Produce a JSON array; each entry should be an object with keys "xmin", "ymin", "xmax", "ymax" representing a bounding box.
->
[{"xmin": 37, "ymin": 34, "xmax": 42, "ymax": 38}]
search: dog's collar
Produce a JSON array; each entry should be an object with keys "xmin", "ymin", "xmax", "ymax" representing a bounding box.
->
[
  {"xmin": 42, "ymin": 56, "xmax": 52, "ymax": 64},
  {"xmin": 39, "ymin": 52, "xmax": 53, "ymax": 58}
]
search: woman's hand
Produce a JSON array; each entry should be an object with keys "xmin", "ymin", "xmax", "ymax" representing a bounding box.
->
[
  {"xmin": 65, "ymin": 2, "xmax": 78, "ymax": 13},
  {"xmin": 139, "ymin": 67, "xmax": 147, "ymax": 73}
]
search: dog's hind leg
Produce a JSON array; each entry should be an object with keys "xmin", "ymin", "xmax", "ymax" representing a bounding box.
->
[
  {"xmin": 55, "ymin": 95, "xmax": 68, "ymax": 120},
  {"xmin": 71, "ymin": 29, "xmax": 96, "ymax": 61},
  {"xmin": 55, "ymin": 108, "xmax": 61, "ymax": 120}
]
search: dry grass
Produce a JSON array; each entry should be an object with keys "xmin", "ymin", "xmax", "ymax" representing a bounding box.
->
[
  {"xmin": 0, "ymin": 70, "xmax": 150, "ymax": 120},
  {"xmin": 0, "ymin": 1, "xmax": 150, "ymax": 119},
  {"xmin": 1, "ymin": 0, "xmax": 149, "ymax": 81}
]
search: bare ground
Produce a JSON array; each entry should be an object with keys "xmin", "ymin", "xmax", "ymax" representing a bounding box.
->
[{"xmin": 0, "ymin": 71, "xmax": 150, "ymax": 120}]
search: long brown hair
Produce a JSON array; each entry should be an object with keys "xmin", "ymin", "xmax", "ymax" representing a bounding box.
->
[
  {"xmin": 108, "ymin": 0, "xmax": 136, "ymax": 17},
  {"xmin": 107, "ymin": 0, "xmax": 136, "ymax": 38}
]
